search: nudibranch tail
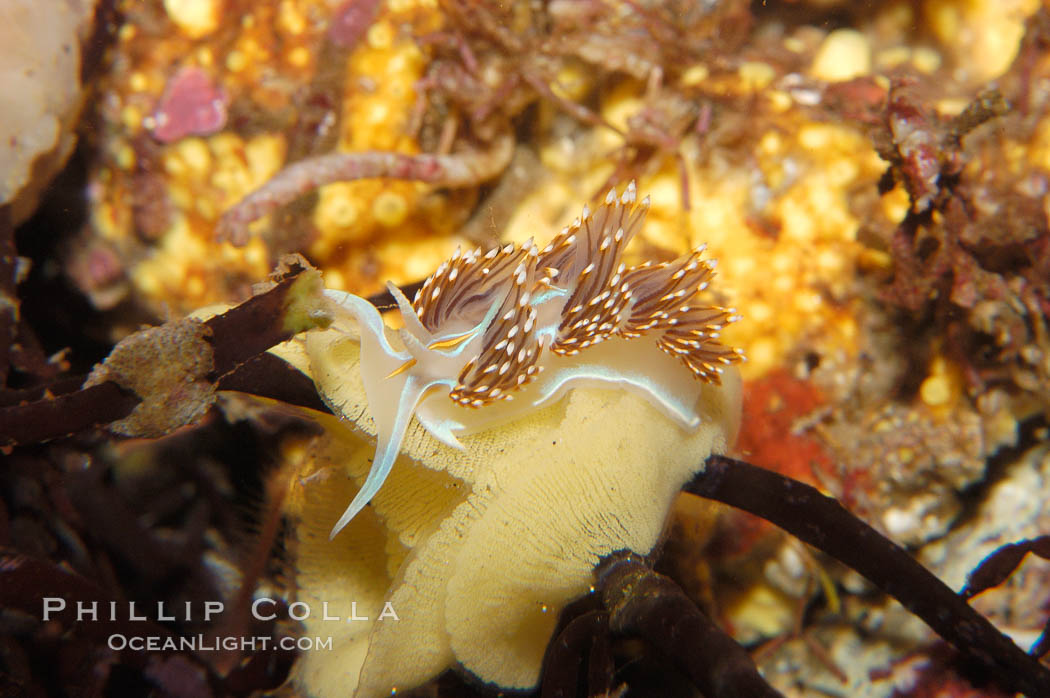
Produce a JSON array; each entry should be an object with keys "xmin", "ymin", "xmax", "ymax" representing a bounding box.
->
[{"xmin": 320, "ymin": 181, "xmax": 744, "ymax": 538}]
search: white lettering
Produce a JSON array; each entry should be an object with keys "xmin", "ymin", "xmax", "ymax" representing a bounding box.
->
[
  {"xmin": 378, "ymin": 602, "xmax": 399, "ymax": 621},
  {"xmin": 252, "ymin": 597, "xmax": 277, "ymax": 621},
  {"xmin": 288, "ymin": 602, "xmax": 310, "ymax": 621},
  {"xmin": 42, "ymin": 598, "xmax": 65, "ymax": 621},
  {"xmin": 76, "ymin": 601, "xmax": 97, "ymax": 622},
  {"xmin": 203, "ymin": 601, "xmax": 224, "ymax": 622},
  {"xmin": 156, "ymin": 602, "xmax": 175, "ymax": 622}
]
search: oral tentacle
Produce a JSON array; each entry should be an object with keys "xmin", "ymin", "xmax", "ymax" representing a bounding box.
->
[
  {"xmin": 323, "ymin": 290, "xmax": 437, "ymax": 539},
  {"xmin": 324, "ymin": 289, "xmax": 410, "ymax": 373},
  {"xmin": 328, "ymin": 373, "xmax": 438, "ymax": 539}
]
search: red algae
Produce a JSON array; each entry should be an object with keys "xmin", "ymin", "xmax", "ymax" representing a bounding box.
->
[{"xmin": 151, "ymin": 66, "xmax": 229, "ymax": 144}]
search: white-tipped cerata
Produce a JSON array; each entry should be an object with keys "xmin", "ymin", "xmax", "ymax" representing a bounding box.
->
[{"xmin": 322, "ymin": 182, "xmax": 743, "ymax": 538}]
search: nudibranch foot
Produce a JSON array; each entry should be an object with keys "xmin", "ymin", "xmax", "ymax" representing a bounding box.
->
[
  {"xmin": 318, "ymin": 182, "xmax": 743, "ymax": 539},
  {"xmin": 529, "ymin": 337, "xmax": 706, "ymax": 429}
]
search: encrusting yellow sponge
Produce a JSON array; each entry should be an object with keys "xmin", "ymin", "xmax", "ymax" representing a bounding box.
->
[{"xmin": 279, "ymin": 340, "xmax": 740, "ymax": 696}]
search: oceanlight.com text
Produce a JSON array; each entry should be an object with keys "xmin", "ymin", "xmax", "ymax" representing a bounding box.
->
[{"xmin": 107, "ymin": 634, "xmax": 334, "ymax": 652}]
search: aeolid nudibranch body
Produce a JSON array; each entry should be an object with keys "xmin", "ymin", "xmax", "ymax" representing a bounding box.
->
[
  {"xmin": 323, "ymin": 181, "xmax": 744, "ymax": 539},
  {"xmin": 285, "ymin": 182, "xmax": 744, "ymax": 697}
]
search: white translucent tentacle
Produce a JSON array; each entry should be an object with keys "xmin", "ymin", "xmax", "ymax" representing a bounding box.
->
[
  {"xmin": 387, "ymin": 282, "xmax": 431, "ymax": 342},
  {"xmin": 324, "ymin": 289, "xmax": 407, "ymax": 359},
  {"xmin": 321, "ymin": 290, "xmax": 429, "ymax": 539},
  {"xmin": 328, "ymin": 374, "xmax": 431, "ymax": 539}
]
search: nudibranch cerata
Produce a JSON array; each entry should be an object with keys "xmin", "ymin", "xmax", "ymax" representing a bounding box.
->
[{"xmin": 321, "ymin": 181, "xmax": 744, "ymax": 539}]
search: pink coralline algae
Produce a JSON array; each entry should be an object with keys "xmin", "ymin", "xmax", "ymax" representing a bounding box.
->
[
  {"xmin": 328, "ymin": 0, "xmax": 382, "ymax": 48},
  {"xmin": 150, "ymin": 67, "xmax": 229, "ymax": 144}
]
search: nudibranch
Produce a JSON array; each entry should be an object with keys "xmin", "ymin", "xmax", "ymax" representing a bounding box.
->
[
  {"xmin": 278, "ymin": 182, "xmax": 745, "ymax": 696},
  {"xmin": 321, "ymin": 181, "xmax": 744, "ymax": 539}
]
